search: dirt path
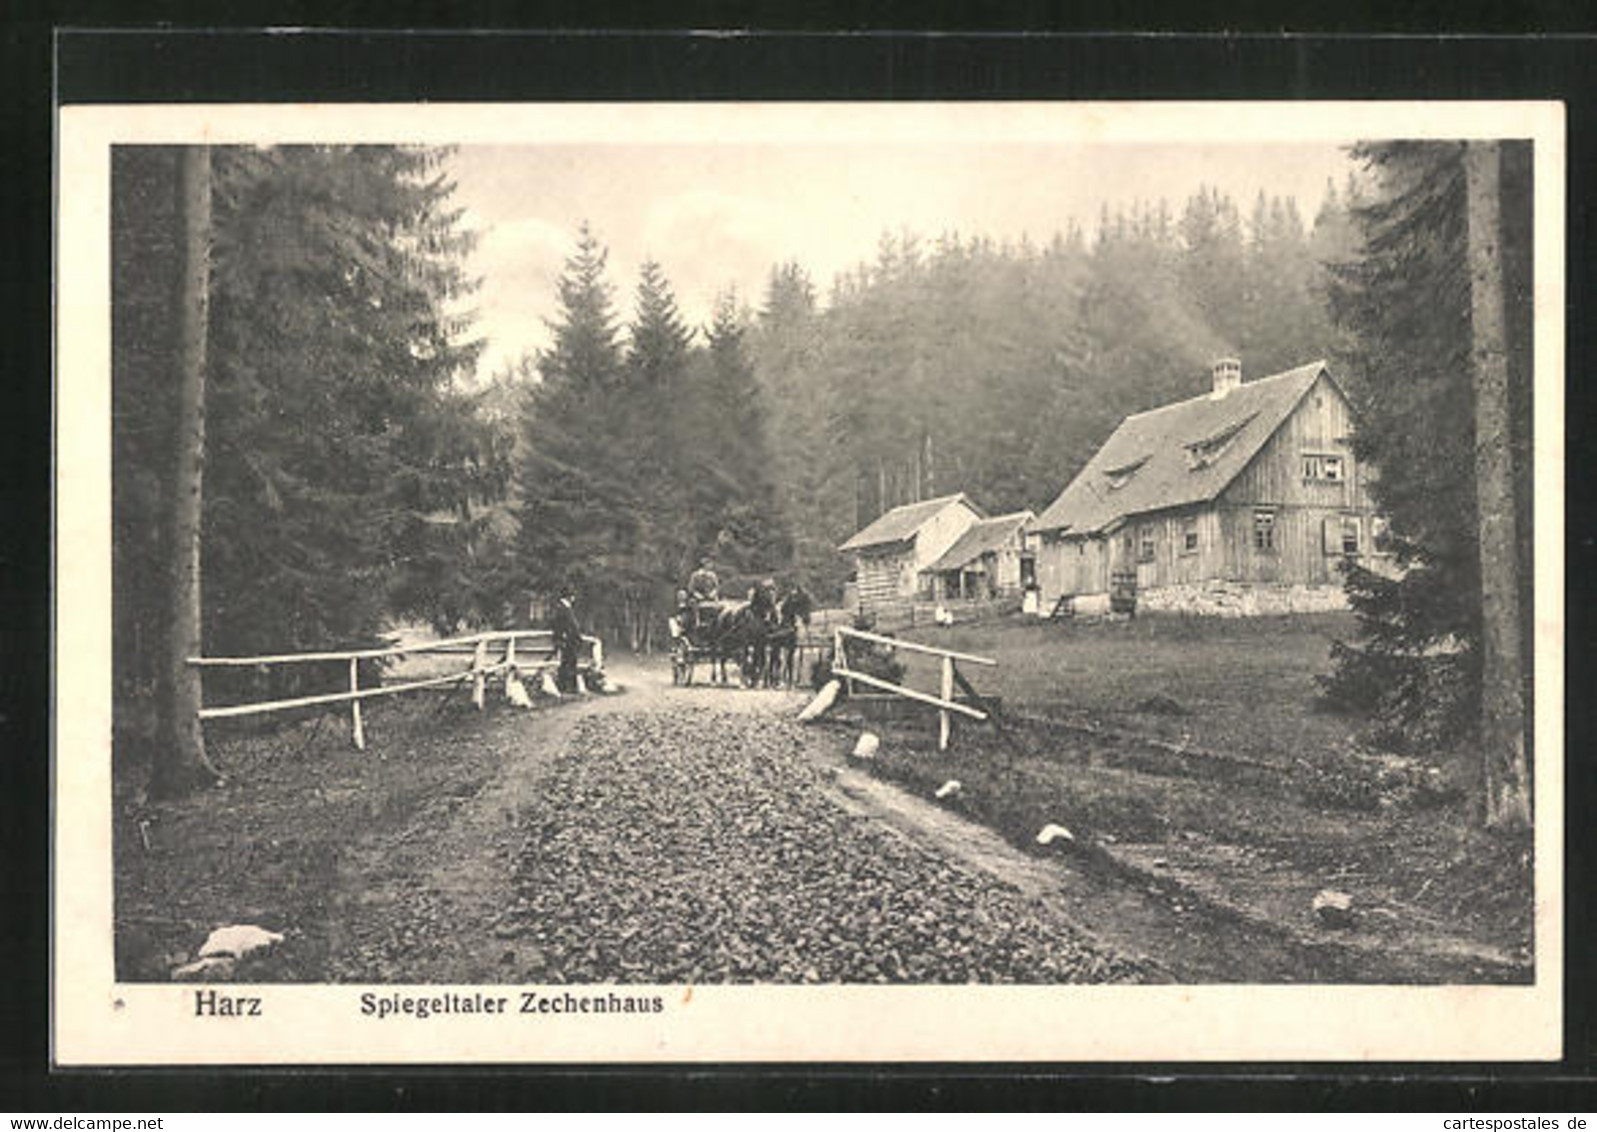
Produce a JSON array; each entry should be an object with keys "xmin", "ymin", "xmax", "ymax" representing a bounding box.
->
[
  {"xmin": 324, "ymin": 661, "xmax": 652, "ymax": 983},
  {"xmin": 292, "ymin": 654, "xmax": 1525, "ymax": 985},
  {"xmin": 321, "ymin": 659, "xmax": 1145, "ymax": 983}
]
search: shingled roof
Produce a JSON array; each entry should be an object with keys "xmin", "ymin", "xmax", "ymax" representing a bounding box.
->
[
  {"xmin": 1032, "ymin": 361, "xmax": 1331, "ymax": 535},
  {"xmin": 925, "ymin": 511, "xmax": 1034, "ymax": 573},
  {"xmin": 838, "ymin": 493, "xmax": 982, "ymax": 552}
]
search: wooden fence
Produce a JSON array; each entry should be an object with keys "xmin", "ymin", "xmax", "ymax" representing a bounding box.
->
[
  {"xmin": 187, "ymin": 629, "xmax": 604, "ymax": 750},
  {"xmin": 829, "ymin": 625, "xmax": 997, "ymax": 751}
]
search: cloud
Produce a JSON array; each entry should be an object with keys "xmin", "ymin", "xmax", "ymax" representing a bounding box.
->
[
  {"xmin": 467, "ymin": 214, "xmax": 575, "ymax": 373},
  {"xmin": 636, "ymin": 190, "xmax": 785, "ymax": 322}
]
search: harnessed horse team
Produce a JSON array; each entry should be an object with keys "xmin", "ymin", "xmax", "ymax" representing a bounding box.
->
[{"xmin": 669, "ymin": 571, "xmax": 814, "ymax": 688}]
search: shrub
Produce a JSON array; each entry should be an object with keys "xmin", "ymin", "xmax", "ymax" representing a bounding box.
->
[{"xmin": 1317, "ymin": 558, "xmax": 1481, "ymax": 754}]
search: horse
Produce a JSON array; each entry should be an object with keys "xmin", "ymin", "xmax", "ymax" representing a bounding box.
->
[
  {"xmin": 766, "ymin": 584, "xmax": 814, "ymax": 688},
  {"xmin": 705, "ymin": 588, "xmax": 778, "ymax": 686}
]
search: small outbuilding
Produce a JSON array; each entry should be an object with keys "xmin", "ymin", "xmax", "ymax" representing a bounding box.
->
[
  {"xmin": 838, "ymin": 493, "xmax": 984, "ymax": 622},
  {"xmin": 923, "ymin": 510, "xmax": 1036, "ymax": 602}
]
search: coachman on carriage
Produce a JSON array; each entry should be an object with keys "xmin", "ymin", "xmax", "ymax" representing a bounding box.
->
[{"xmin": 668, "ymin": 567, "xmax": 812, "ymax": 688}]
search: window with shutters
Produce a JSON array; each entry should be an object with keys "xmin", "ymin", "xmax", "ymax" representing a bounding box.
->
[
  {"xmin": 1341, "ymin": 516, "xmax": 1360, "ymax": 555},
  {"xmin": 1323, "ymin": 515, "xmax": 1361, "ymax": 556}
]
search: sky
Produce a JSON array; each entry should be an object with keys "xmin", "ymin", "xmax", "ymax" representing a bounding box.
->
[{"xmin": 446, "ymin": 141, "xmax": 1359, "ymax": 381}]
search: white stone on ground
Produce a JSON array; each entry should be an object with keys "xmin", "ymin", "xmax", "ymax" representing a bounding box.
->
[
  {"xmin": 1312, "ymin": 889, "xmax": 1355, "ymax": 928},
  {"xmin": 198, "ymin": 924, "xmax": 283, "ymax": 960},
  {"xmin": 797, "ymin": 679, "xmax": 840, "ymax": 722}
]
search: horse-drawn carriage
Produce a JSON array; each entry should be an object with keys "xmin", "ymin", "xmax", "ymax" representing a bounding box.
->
[{"xmin": 667, "ymin": 581, "xmax": 812, "ymax": 688}]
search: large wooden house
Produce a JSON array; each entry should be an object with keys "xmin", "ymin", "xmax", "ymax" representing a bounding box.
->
[
  {"xmin": 1031, "ymin": 359, "xmax": 1390, "ymax": 616},
  {"xmin": 838, "ymin": 493, "xmax": 984, "ymax": 621}
]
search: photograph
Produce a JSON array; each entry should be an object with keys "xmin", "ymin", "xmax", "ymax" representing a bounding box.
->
[{"xmin": 54, "ymin": 100, "xmax": 1563, "ymax": 1064}]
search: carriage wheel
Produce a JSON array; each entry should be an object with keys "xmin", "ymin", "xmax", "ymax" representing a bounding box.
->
[{"xmin": 672, "ymin": 639, "xmax": 693, "ymax": 686}]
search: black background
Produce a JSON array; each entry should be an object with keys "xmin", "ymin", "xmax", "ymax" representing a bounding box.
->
[{"xmin": 5, "ymin": 15, "xmax": 1596, "ymax": 1112}]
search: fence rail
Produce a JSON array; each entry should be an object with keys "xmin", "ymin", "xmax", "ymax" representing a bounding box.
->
[
  {"xmin": 188, "ymin": 628, "xmax": 604, "ymax": 750},
  {"xmin": 830, "ymin": 626, "xmax": 995, "ymax": 751}
]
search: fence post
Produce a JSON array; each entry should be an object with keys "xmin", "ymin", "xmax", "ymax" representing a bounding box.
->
[
  {"xmin": 472, "ymin": 638, "xmax": 487, "ymax": 710},
  {"xmin": 349, "ymin": 657, "xmax": 365, "ymax": 751},
  {"xmin": 835, "ymin": 628, "xmax": 852, "ymax": 696},
  {"xmin": 939, "ymin": 655, "xmax": 954, "ymax": 752},
  {"xmin": 505, "ymin": 634, "xmax": 516, "ymax": 669}
]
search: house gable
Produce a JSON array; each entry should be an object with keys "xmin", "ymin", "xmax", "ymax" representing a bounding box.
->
[
  {"xmin": 907, "ymin": 498, "xmax": 985, "ymax": 570},
  {"xmin": 1219, "ymin": 371, "xmax": 1370, "ymax": 510},
  {"xmin": 837, "ymin": 492, "xmax": 984, "ymax": 553}
]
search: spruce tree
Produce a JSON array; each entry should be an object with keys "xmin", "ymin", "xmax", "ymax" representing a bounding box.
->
[
  {"xmin": 695, "ymin": 289, "xmax": 792, "ymax": 577},
  {"xmin": 515, "ymin": 223, "xmax": 628, "ymax": 630},
  {"xmin": 752, "ymin": 262, "xmax": 849, "ymax": 594},
  {"xmin": 201, "ymin": 145, "xmax": 482, "ymax": 663},
  {"xmin": 153, "ymin": 145, "xmax": 222, "ymax": 796},
  {"xmin": 113, "ymin": 144, "xmax": 484, "ymax": 792},
  {"xmin": 1463, "ymin": 140, "xmax": 1531, "ymax": 829},
  {"xmin": 621, "ymin": 258, "xmax": 696, "ymax": 645},
  {"xmin": 1321, "ymin": 140, "xmax": 1534, "ymax": 827}
]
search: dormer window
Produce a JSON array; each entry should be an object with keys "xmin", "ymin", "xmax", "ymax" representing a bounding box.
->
[
  {"xmin": 1104, "ymin": 456, "xmax": 1149, "ymax": 490},
  {"xmin": 1185, "ymin": 412, "xmax": 1257, "ymax": 471}
]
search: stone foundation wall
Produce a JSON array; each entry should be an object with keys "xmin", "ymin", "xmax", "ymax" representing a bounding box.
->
[{"xmin": 1137, "ymin": 580, "xmax": 1350, "ymax": 617}]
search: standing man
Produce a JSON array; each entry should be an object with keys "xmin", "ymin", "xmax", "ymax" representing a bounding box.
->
[{"xmin": 550, "ymin": 583, "xmax": 583, "ymax": 694}]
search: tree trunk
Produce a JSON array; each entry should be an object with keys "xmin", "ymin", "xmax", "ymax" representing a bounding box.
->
[
  {"xmin": 1463, "ymin": 140, "xmax": 1531, "ymax": 830},
  {"xmin": 151, "ymin": 145, "xmax": 221, "ymax": 797}
]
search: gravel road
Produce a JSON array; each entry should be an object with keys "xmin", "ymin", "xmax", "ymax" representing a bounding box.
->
[{"xmin": 489, "ymin": 688, "xmax": 1144, "ymax": 984}]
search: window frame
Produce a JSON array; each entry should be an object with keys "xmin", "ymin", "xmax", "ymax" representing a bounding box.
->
[
  {"xmin": 1252, "ymin": 508, "xmax": 1277, "ymax": 553},
  {"xmin": 1339, "ymin": 514, "xmax": 1361, "ymax": 556},
  {"xmin": 1302, "ymin": 451, "xmax": 1348, "ymax": 483},
  {"xmin": 1180, "ymin": 516, "xmax": 1200, "ymax": 556},
  {"xmin": 1137, "ymin": 526, "xmax": 1162, "ymax": 565}
]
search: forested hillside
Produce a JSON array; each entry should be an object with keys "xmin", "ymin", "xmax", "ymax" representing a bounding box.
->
[{"xmin": 751, "ymin": 183, "xmax": 1360, "ymax": 594}]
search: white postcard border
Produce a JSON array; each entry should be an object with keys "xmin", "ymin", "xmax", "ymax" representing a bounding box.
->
[{"xmin": 54, "ymin": 100, "xmax": 1566, "ymax": 1065}]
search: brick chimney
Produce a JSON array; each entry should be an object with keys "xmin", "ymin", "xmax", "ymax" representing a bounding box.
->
[{"xmin": 1210, "ymin": 356, "xmax": 1242, "ymax": 400}]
